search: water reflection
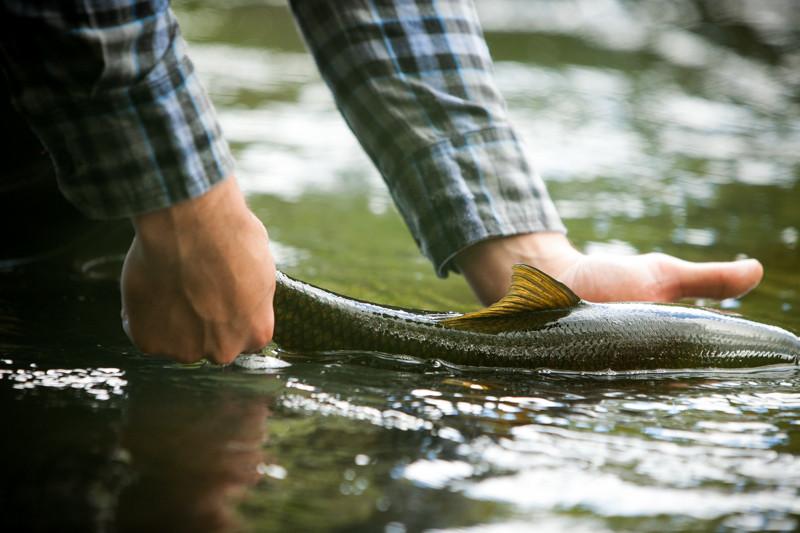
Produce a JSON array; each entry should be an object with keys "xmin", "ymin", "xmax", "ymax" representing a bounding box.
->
[
  {"xmin": 116, "ymin": 383, "xmax": 270, "ymax": 533},
  {"xmin": 1, "ymin": 0, "xmax": 799, "ymax": 531},
  {"xmin": 262, "ymin": 358, "xmax": 800, "ymax": 531}
]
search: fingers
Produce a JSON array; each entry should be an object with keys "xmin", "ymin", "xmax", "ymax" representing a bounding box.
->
[
  {"xmin": 127, "ymin": 337, "xmax": 242, "ymax": 365},
  {"xmin": 559, "ymin": 253, "xmax": 765, "ymax": 303},
  {"xmin": 242, "ymin": 319, "xmax": 275, "ymax": 356},
  {"xmin": 134, "ymin": 328, "xmax": 273, "ymax": 365},
  {"xmin": 670, "ymin": 258, "xmax": 764, "ymax": 300},
  {"xmin": 121, "ymin": 309, "xmax": 274, "ymax": 365}
]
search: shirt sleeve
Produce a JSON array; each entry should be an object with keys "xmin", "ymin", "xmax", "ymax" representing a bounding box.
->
[
  {"xmin": 289, "ymin": 0, "xmax": 566, "ymax": 277},
  {"xmin": 0, "ymin": 1, "xmax": 234, "ymax": 219}
]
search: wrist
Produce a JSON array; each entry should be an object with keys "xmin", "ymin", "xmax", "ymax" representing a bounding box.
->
[
  {"xmin": 131, "ymin": 177, "xmax": 251, "ymax": 254},
  {"xmin": 455, "ymin": 231, "xmax": 579, "ymax": 273},
  {"xmin": 454, "ymin": 232, "xmax": 581, "ymax": 305}
]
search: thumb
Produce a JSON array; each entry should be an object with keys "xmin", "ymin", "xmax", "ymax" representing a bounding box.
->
[{"xmin": 670, "ymin": 258, "xmax": 763, "ymax": 300}]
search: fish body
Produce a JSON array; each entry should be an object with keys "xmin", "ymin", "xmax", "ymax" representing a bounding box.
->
[{"xmin": 272, "ymin": 266, "xmax": 800, "ymax": 371}]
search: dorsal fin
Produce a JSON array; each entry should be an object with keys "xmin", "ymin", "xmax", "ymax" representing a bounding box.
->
[{"xmin": 441, "ymin": 264, "xmax": 581, "ymax": 329}]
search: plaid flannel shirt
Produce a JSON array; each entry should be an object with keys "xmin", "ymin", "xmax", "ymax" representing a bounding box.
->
[{"xmin": 0, "ymin": 0, "xmax": 564, "ymax": 276}]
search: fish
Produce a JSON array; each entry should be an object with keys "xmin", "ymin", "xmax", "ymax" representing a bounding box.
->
[{"xmin": 272, "ymin": 264, "xmax": 800, "ymax": 371}]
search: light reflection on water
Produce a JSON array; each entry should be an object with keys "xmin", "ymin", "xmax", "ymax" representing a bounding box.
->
[
  {"xmin": 1, "ymin": 0, "xmax": 799, "ymax": 531},
  {"xmin": 187, "ymin": 31, "xmax": 799, "ymax": 236},
  {"xmin": 274, "ymin": 362, "xmax": 800, "ymax": 529},
  {"xmin": 0, "ymin": 362, "xmax": 126, "ymax": 401}
]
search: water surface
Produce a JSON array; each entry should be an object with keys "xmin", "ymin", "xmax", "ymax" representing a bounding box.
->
[{"xmin": 1, "ymin": 1, "xmax": 798, "ymax": 531}]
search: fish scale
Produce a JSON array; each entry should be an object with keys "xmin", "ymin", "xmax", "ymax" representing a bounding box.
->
[{"xmin": 272, "ymin": 267, "xmax": 800, "ymax": 372}]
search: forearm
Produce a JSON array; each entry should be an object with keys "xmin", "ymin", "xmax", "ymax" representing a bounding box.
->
[
  {"xmin": 289, "ymin": 0, "xmax": 565, "ymax": 276},
  {"xmin": 131, "ymin": 176, "xmax": 250, "ymax": 256}
]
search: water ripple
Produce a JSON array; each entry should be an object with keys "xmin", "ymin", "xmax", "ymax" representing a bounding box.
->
[{"xmin": 0, "ymin": 365, "xmax": 127, "ymax": 401}]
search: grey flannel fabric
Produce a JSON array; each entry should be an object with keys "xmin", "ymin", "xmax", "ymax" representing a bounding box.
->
[
  {"xmin": 290, "ymin": 0, "xmax": 565, "ymax": 275},
  {"xmin": 0, "ymin": 0, "xmax": 565, "ymax": 276},
  {"xmin": 0, "ymin": 0, "xmax": 234, "ymax": 218}
]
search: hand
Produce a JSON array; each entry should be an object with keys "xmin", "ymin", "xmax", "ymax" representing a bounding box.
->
[
  {"xmin": 121, "ymin": 178, "xmax": 275, "ymax": 364},
  {"xmin": 454, "ymin": 232, "xmax": 764, "ymax": 305}
]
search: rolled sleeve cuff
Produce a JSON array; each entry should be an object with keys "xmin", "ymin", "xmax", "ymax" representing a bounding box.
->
[
  {"xmin": 45, "ymin": 62, "xmax": 234, "ymax": 219},
  {"xmin": 4, "ymin": 5, "xmax": 235, "ymax": 220},
  {"xmin": 383, "ymin": 126, "xmax": 566, "ymax": 277}
]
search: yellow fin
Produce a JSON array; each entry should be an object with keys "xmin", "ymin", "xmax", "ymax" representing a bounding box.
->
[{"xmin": 441, "ymin": 264, "xmax": 580, "ymax": 328}]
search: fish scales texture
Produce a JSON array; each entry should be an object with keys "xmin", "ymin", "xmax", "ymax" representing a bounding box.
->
[{"xmin": 272, "ymin": 271, "xmax": 800, "ymax": 371}]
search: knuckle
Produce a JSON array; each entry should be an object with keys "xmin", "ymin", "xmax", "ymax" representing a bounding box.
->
[
  {"xmin": 210, "ymin": 348, "xmax": 240, "ymax": 366},
  {"xmin": 251, "ymin": 325, "xmax": 274, "ymax": 350},
  {"xmin": 131, "ymin": 337, "xmax": 157, "ymax": 355}
]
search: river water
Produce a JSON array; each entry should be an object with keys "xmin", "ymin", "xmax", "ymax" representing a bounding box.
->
[{"xmin": 1, "ymin": 1, "xmax": 799, "ymax": 531}]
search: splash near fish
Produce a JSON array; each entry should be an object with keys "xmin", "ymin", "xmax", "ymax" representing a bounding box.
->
[{"xmin": 272, "ymin": 265, "xmax": 800, "ymax": 371}]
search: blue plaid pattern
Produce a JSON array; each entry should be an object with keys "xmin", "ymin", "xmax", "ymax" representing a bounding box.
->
[
  {"xmin": 0, "ymin": 0, "xmax": 234, "ymax": 218},
  {"xmin": 0, "ymin": 0, "xmax": 564, "ymax": 276},
  {"xmin": 290, "ymin": 0, "xmax": 564, "ymax": 275}
]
